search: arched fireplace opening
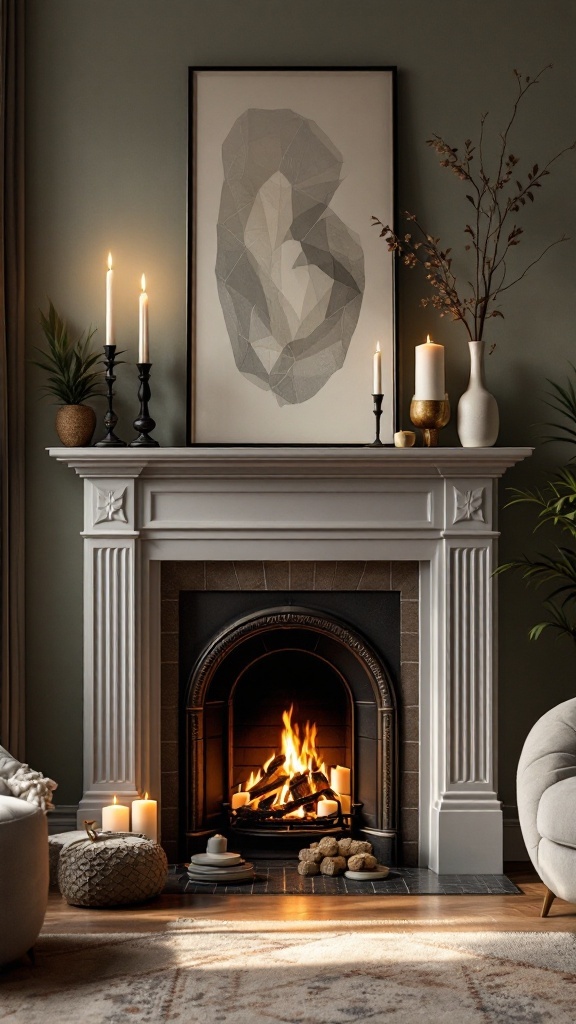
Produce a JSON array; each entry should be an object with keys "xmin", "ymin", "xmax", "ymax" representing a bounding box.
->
[{"xmin": 185, "ymin": 607, "xmax": 397, "ymax": 862}]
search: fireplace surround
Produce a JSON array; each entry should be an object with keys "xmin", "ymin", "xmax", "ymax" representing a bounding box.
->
[{"xmin": 49, "ymin": 445, "xmax": 531, "ymax": 873}]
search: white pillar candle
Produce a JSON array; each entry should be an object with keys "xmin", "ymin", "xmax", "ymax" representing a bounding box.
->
[
  {"xmin": 317, "ymin": 799, "xmax": 338, "ymax": 817},
  {"xmin": 102, "ymin": 794, "xmax": 129, "ymax": 832},
  {"xmin": 414, "ymin": 334, "xmax": 445, "ymax": 400},
  {"xmin": 131, "ymin": 792, "xmax": 157, "ymax": 843},
  {"xmin": 231, "ymin": 791, "xmax": 250, "ymax": 810},
  {"xmin": 139, "ymin": 274, "xmax": 149, "ymax": 363},
  {"xmin": 340, "ymin": 794, "xmax": 352, "ymax": 815},
  {"xmin": 330, "ymin": 765, "xmax": 351, "ymax": 795},
  {"xmin": 105, "ymin": 252, "xmax": 114, "ymax": 346},
  {"xmin": 373, "ymin": 341, "xmax": 382, "ymax": 394}
]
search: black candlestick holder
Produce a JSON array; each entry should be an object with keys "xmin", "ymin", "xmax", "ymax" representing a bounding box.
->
[
  {"xmin": 94, "ymin": 344, "xmax": 126, "ymax": 447},
  {"xmin": 368, "ymin": 393, "xmax": 384, "ymax": 446},
  {"xmin": 129, "ymin": 363, "xmax": 159, "ymax": 447}
]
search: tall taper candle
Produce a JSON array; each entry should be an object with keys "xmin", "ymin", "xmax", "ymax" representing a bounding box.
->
[
  {"xmin": 373, "ymin": 341, "xmax": 382, "ymax": 393},
  {"xmin": 105, "ymin": 252, "xmax": 114, "ymax": 345},
  {"xmin": 414, "ymin": 334, "xmax": 445, "ymax": 400},
  {"xmin": 139, "ymin": 274, "xmax": 149, "ymax": 363}
]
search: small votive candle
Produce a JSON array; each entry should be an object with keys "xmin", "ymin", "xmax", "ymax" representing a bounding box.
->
[
  {"xmin": 102, "ymin": 795, "xmax": 129, "ymax": 832},
  {"xmin": 317, "ymin": 799, "xmax": 339, "ymax": 817},
  {"xmin": 394, "ymin": 430, "xmax": 416, "ymax": 448},
  {"xmin": 207, "ymin": 834, "xmax": 227, "ymax": 854},
  {"xmin": 231, "ymin": 791, "xmax": 250, "ymax": 810},
  {"xmin": 131, "ymin": 793, "xmax": 158, "ymax": 843}
]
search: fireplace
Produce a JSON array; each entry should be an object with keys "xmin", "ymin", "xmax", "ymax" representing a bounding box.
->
[
  {"xmin": 182, "ymin": 600, "xmax": 399, "ymax": 861},
  {"xmin": 162, "ymin": 565, "xmax": 418, "ymax": 864},
  {"xmin": 49, "ymin": 444, "xmax": 531, "ymax": 873}
]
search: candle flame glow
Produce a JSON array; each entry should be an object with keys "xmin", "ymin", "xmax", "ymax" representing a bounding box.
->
[
  {"xmin": 426, "ymin": 334, "xmax": 432, "ymax": 343},
  {"xmin": 141, "ymin": 274, "xmax": 146, "ymax": 292},
  {"xmin": 144, "ymin": 792, "xmax": 149, "ymax": 800},
  {"xmin": 376, "ymin": 341, "xmax": 381, "ymax": 353},
  {"xmin": 108, "ymin": 252, "xmax": 113, "ymax": 270},
  {"xmin": 113, "ymin": 795, "xmax": 117, "ymax": 805}
]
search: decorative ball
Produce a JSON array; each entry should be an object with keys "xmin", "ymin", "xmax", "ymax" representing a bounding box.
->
[{"xmin": 58, "ymin": 832, "xmax": 168, "ymax": 907}]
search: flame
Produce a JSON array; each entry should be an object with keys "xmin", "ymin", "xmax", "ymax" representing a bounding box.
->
[
  {"xmin": 141, "ymin": 273, "xmax": 146, "ymax": 292},
  {"xmin": 426, "ymin": 333, "xmax": 432, "ymax": 343},
  {"xmin": 113, "ymin": 795, "xmax": 117, "ymax": 806},
  {"xmin": 376, "ymin": 340, "xmax": 380, "ymax": 353},
  {"xmin": 107, "ymin": 252, "xmax": 113, "ymax": 270},
  {"xmin": 144, "ymin": 792, "xmax": 149, "ymax": 801},
  {"xmin": 236, "ymin": 705, "xmax": 335, "ymax": 818}
]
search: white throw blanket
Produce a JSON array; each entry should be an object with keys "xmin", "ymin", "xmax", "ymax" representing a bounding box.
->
[{"xmin": 0, "ymin": 744, "xmax": 57, "ymax": 811}]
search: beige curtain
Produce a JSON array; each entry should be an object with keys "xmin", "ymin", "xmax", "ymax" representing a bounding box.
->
[{"xmin": 0, "ymin": 0, "xmax": 24, "ymax": 757}]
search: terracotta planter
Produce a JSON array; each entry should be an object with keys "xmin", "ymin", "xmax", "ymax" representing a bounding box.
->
[{"xmin": 55, "ymin": 404, "xmax": 97, "ymax": 447}]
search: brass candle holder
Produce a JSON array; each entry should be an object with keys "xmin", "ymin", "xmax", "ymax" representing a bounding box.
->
[{"xmin": 409, "ymin": 394, "xmax": 450, "ymax": 447}]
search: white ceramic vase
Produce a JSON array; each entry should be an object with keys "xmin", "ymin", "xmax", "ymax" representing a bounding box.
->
[{"xmin": 457, "ymin": 340, "xmax": 499, "ymax": 447}]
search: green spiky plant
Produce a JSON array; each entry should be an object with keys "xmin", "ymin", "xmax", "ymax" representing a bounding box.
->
[
  {"xmin": 497, "ymin": 368, "xmax": 576, "ymax": 644},
  {"xmin": 33, "ymin": 300, "xmax": 104, "ymax": 404}
]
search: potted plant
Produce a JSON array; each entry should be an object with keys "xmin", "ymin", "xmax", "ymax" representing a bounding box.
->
[
  {"xmin": 373, "ymin": 66, "xmax": 575, "ymax": 447},
  {"xmin": 33, "ymin": 300, "xmax": 104, "ymax": 446},
  {"xmin": 497, "ymin": 367, "xmax": 576, "ymax": 644}
]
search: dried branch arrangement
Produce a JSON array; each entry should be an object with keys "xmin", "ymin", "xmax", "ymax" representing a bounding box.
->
[{"xmin": 373, "ymin": 67, "xmax": 576, "ymax": 344}]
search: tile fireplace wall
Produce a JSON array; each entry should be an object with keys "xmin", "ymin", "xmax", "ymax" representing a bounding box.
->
[{"xmin": 160, "ymin": 559, "xmax": 419, "ymax": 864}]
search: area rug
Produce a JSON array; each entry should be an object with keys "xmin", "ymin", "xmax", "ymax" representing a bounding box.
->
[{"xmin": 2, "ymin": 923, "xmax": 576, "ymax": 1023}]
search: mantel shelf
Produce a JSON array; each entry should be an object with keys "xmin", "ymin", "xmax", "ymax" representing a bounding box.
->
[{"xmin": 48, "ymin": 445, "xmax": 532, "ymax": 480}]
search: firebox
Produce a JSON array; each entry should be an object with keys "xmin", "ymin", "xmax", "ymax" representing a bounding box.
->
[{"xmin": 182, "ymin": 596, "xmax": 400, "ymax": 863}]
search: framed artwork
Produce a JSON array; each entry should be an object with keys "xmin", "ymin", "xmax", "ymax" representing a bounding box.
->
[{"xmin": 187, "ymin": 67, "xmax": 397, "ymax": 444}]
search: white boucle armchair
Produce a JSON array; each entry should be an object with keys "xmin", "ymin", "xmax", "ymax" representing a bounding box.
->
[{"xmin": 517, "ymin": 697, "xmax": 576, "ymax": 916}]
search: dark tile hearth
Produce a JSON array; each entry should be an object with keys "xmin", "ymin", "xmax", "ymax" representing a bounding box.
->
[{"xmin": 165, "ymin": 860, "xmax": 521, "ymax": 896}]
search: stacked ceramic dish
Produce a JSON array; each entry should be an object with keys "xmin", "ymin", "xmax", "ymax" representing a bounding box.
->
[{"xmin": 187, "ymin": 847, "xmax": 255, "ymax": 884}]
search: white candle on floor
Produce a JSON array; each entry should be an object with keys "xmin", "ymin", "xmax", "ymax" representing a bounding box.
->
[
  {"xmin": 102, "ymin": 794, "xmax": 129, "ymax": 832},
  {"xmin": 132, "ymin": 793, "xmax": 158, "ymax": 843}
]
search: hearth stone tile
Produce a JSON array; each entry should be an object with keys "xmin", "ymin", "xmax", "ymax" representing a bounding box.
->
[
  {"xmin": 161, "ymin": 599, "xmax": 179, "ymax": 633},
  {"xmin": 400, "ymin": 706, "xmax": 419, "ymax": 744},
  {"xmin": 312, "ymin": 561, "xmax": 337, "ymax": 590},
  {"xmin": 332, "ymin": 561, "xmax": 366, "ymax": 590},
  {"xmin": 161, "ymin": 708, "xmax": 177, "ymax": 741},
  {"xmin": 401, "ymin": 632, "xmax": 419, "ymax": 663},
  {"xmin": 401, "ymin": 807, "xmax": 419, "ymax": 843},
  {"xmin": 399, "ymin": 662, "xmax": 419, "ymax": 706},
  {"xmin": 161, "ymin": 741, "xmax": 178, "ymax": 773},
  {"xmin": 401, "ymin": 599, "xmax": 419, "ymax": 633},
  {"xmin": 161, "ymin": 664, "xmax": 178, "ymax": 708},
  {"xmin": 288, "ymin": 562, "xmax": 315, "ymax": 591},
  {"xmin": 357, "ymin": 561, "xmax": 391, "ymax": 590},
  {"xmin": 205, "ymin": 561, "xmax": 239, "ymax": 590},
  {"xmin": 401, "ymin": 770, "xmax": 419, "ymax": 808},
  {"xmin": 391, "ymin": 561, "xmax": 419, "ymax": 598},
  {"xmin": 263, "ymin": 561, "xmax": 289, "ymax": 590},
  {"xmin": 161, "ymin": 631, "xmax": 178, "ymax": 663},
  {"xmin": 402, "ymin": 740, "xmax": 419, "ymax": 773},
  {"xmin": 401, "ymin": 842, "xmax": 418, "ymax": 867},
  {"xmin": 161, "ymin": 771, "xmax": 179, "ymax": 807},
  {"xmin": 164, "ymin": 862, "xmax": 521, "ymax": 896},
  {"xmin": 235, "ymin": 561, "xmax": 266, "ymax": 590},
  {"xmin": 162, "ymin": 561, "xmax": 206, "ymax": 597}
]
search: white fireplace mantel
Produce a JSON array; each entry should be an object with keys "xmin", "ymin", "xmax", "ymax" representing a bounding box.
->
[{"xmin": 49, "ymin": 445, "xmax": 531, "ymax": 873}]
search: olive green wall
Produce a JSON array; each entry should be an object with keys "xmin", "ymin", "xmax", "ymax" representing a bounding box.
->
[{"xmin": 26, "ymin": 1, "xmax": 576, "ymax": 839}]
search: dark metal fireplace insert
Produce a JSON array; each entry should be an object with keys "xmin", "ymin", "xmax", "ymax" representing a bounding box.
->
[{"xmin": 184, "ymin": 605, "xmax": 398, "ymax": 862}]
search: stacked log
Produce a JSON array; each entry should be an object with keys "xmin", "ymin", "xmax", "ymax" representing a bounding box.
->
[{"xmin": 297, "ymin": 836, "xmax": 383, "ymax": 877}]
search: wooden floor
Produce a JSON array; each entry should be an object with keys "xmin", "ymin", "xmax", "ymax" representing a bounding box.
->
[{"xmin": 42, "ymin": 865, "xmax": 576, "ymax": 934}]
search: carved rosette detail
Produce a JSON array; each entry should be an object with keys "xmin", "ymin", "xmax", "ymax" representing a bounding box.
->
[
  {"xmin": 94, "ymin": 486, "xmax": 128, "ymax": 526},
  {"xmin": 453, "ymin": 486, "xmax": 485, "ymax": 524}
]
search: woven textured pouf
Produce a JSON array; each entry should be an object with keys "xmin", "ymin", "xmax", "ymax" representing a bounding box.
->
[
  {"xmin": 49, "ymin": 830, "xmax": 92, "ymax": 889},
  {"xmin": 58, "ymin": 830, "xmax": 168, "ymax": 908}
]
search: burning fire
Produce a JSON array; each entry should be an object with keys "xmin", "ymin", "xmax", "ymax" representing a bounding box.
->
[{"xmin": 233, "ymin": 705, "xmax": 346, "ymax": 821}]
